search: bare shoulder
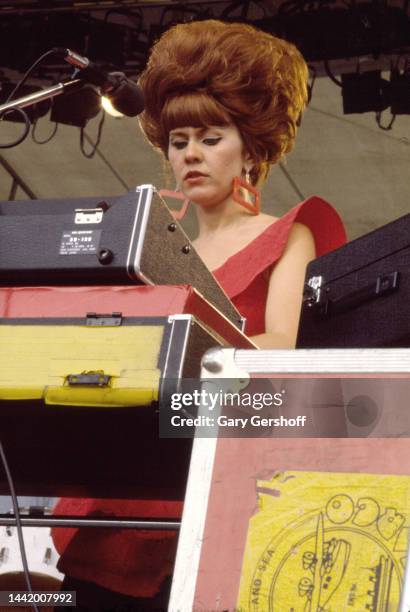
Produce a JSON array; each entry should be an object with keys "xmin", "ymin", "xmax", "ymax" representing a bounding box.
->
[
  {"xmin": 277, "ymin": 222, "xmax": 316, "ymax": 264},
  {"xmin": 285, "ymin": 222, "xmax": 315, "ymax": 247}
]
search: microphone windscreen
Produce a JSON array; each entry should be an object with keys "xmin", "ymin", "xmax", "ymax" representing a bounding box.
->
[{"xmin": 109, "ymin": 76, "xmax": 144, "ymax": 117}]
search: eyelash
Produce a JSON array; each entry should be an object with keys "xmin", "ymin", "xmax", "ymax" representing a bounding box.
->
[
  {"xmin": 171, "ymin": 141, "xmax": 187, "ymax": 150},
  {"xmin": 171, "ymin": 137, "xmax": 222, "ymax": 149},
  {"xmin": 204, "ymin": 137, "xmax": 221, "ymax": 145}
]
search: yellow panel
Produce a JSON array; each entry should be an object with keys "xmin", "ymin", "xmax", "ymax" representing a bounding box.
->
[
  {"xmin": 0, "ymin": 325, "xmax": 164, "ymax": 407},
  {"xmin": 237, "ymin": 471, "xmax": 410, "ymax": 611}
]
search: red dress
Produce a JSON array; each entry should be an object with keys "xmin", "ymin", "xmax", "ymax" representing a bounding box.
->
[
  {"xmin": 214, "ymin": 195, "xmax": 346, "ymax": 336},
  {"xmin": 53, "ymin": 196, "xmax": 346, "ymax": 597}
]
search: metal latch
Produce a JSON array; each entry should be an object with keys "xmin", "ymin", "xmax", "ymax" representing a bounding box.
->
[
  {"xmin": 86, "ymin": 312, "xmax": 122, "ymax": 326},
  {"xmin": 304, "ymin": 271, "xmax": 400, "ymax": 318},
  {"xmin": 67, "ymin": 372, "xmax": 111, "ymax": 387},
  {"xmin": 303, "ymin": 275, "xmax": 324, "ymax": 307},
  {"xmin": 75, "ymin": 208, "xmax": 104, "ymax": 224}
]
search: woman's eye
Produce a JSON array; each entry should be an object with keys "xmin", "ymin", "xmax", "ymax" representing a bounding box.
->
[
  {"xmin": 171, "ymin": 140, "xmax": 186, "ymax": 150},
  {"xmin": 203, "ymin": 137, "xmax": 221, "ymax": 146}
]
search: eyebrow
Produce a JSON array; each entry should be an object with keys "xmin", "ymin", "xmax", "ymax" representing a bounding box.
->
[
  {"xmin": 169, "ymin": 127, "xmax": 217, "ymax": 138},
  {"xmin": 169, "ymin": 130, "xmax": 189, "ymax": 138}
]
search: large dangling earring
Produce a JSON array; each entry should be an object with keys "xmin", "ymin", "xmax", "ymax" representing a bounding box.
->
[
  {"xmin": 232, "ymin": 169, "xmax": 260, "ymax": 215},
  {"xmin": 158, "ymin": 188, "xmax": 190, "ymax": 221}
]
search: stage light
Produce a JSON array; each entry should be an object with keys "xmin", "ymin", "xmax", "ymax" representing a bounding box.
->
[
  {"xmin": 341, "ymin": 71, "xmax": 390, "ymax": 114},
  {"xmin": 390, "ymin": 67, "xmax": 410, "ymax": 115},
  {"xmin": 50, "ymin": 84, "xmax": 101, "ymax": 127},
  {"xmin": 101, "ymin": 96, "xmax": 124, "ymax": 118}
]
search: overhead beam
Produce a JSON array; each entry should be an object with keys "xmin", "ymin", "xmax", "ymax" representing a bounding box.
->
[{"xmin": 0, "ymin": 0, "xmax": 228, "ymax": 14}]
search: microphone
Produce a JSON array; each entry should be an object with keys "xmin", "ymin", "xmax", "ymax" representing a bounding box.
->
[{"xmin": 60, "ymin": 48, "xmax": 144, "ymax": 117}]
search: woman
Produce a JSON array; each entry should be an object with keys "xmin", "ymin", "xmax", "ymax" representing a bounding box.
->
[
  {"xmin": 139, "ymin": 18, "xmax": 345, "ymax": 348},
  {"xmin": 53, "ymin": 19, "xmax": 346, "ymax": 610}
]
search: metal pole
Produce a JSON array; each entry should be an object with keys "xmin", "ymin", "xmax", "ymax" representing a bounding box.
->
[
  {"xmin": 0, "ymin": 515, "xmax": 180, "ymax": 530},
  {"xmin": 0, "ymin": 79, "xmax": 84, "ymax": 115}
]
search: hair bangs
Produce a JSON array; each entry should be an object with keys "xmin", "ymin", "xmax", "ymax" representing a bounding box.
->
[{"xmin": 161, "ymin": 92, "xmax": 231, "ymax": 138}]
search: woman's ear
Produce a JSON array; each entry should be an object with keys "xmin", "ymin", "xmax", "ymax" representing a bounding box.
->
[{"xmin": 242, "ymin": 148, "xmax": 253, "ymax": 165}]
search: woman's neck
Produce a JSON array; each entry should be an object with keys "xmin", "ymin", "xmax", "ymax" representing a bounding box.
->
[{"xmin": 194, "ymin": 198, "xmax": 255, "ymax": 238}]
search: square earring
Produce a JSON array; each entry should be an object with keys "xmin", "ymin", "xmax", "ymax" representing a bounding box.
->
[
  {"xmin": 232, "ymin": 176, "xmax": 260, "ymax": 215},
  {"xmin": 158, "ymin": 189, "xmax": 190, "ymax": 220}
]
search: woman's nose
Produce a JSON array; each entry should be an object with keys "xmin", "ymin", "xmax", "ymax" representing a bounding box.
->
[{"xmin": 184, "ymin": 139, "xmax": 202, "ymax": 161}]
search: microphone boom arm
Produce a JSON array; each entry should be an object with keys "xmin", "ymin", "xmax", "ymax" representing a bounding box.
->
[{"xmin": 0, "ymin": 79, "xmax": 84, "ymax": 115}]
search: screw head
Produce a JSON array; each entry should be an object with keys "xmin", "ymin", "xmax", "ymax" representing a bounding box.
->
[{"xmin": 97, "ymin": 201, "xmax": 109, "ymax": 211}]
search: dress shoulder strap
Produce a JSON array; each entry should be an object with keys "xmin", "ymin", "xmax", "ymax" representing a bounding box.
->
[{"xmin": 213, "ymin": 196, "xmax": 346, "ymax": 299}]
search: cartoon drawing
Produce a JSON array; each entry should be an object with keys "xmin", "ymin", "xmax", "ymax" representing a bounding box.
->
[
  {"xmin": 237, "ymin": 472, "xmax": 410, "ymax": 611},
  {"xmin": 299, "ymin": 513, "xmax": 351, "ymax": 611}
]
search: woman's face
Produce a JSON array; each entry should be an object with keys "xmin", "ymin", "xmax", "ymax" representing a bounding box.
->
[{"xmin": 167, "ymin": 124, "xmax": 248, "ymax": 208}]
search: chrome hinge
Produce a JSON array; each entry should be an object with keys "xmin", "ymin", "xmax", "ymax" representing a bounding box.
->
[
  {"xmin": 86, "ymin": 312, "xmax": 123, "ymax": 326},
  {"xmin": 304, "ymin": 275, "xmax": 324, "ymax": 307},
  {"xmin": 75, "ymin": 208, "xmax": 104, "ymax": 224}
]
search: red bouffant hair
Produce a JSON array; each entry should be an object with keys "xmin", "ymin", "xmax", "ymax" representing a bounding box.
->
[{"xmin": 138, "ymin": 20, "xmax": 308, "ymax": 185}]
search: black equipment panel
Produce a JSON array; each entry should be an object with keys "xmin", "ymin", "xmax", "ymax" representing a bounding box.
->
[
  {"xmin": 297, "ymin": 213, "xmax": 410, "ymax": 348},
  {"xmin": 0, "ymin": 185, "xmax": 243, "ymax": 329}
]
